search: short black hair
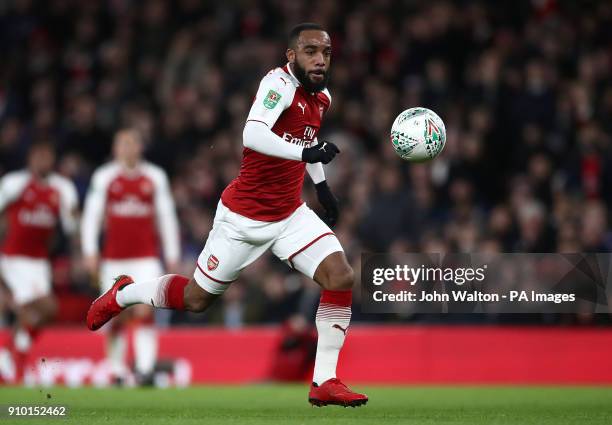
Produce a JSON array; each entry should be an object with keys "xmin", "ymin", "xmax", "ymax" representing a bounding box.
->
[{"xmin": 288, "ymin": 23, "xmax": 325, "ymax": 48}]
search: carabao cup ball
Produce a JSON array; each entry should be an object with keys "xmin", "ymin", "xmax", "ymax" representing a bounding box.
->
[{"xmin": 390, "ymin": 107, "xmax": 446, "ymax": 162}]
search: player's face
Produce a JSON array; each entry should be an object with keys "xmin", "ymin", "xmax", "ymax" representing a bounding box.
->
[
  {"xmin": 113, "ymin": 130, "xmax": 143, "ymax": 166},
  {"xmin": 287, "ymin": 30, "xmax": 331, "ymax": 92},
  {"xmin": 28, "ymin": 146, "xmax": 55, "ymax": 177}
]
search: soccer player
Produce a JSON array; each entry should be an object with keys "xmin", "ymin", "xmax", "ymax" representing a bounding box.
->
[
  {"xmin": 87, "ymin": 23, "xmax": 368, "ymax": 406},
  {"xmin": 0, "ymin": 143, "xmax": 78, "ymax": 383},
  {"xmin": 81, "ymin": 129, "xmax": 180, "ymax": 385}
]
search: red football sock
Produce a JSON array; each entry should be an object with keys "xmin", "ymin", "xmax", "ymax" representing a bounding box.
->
[{"xmin": 165, "ymin": 275, "xmax": 189, "ymax": 310}]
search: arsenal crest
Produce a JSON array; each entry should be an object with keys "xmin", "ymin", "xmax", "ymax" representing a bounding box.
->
[{"xmin": 207, "ymin": 255, "xmax": 219, "ymax": 271}]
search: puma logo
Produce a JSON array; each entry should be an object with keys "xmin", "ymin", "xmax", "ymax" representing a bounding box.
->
[
  {"xmin": 297, "ymin": 102, "xmax": 306, "ymax": 114},
  {"xmin": 319, "ymin": 142, "xmax": 327, "ymax": 151},
  {"xmin": 332, "ymin": 324, "xmax": 348, "ymax": 335},
  {"xmin": 280, "ymin": 77, "xmax": 288, "ymax": 85}
]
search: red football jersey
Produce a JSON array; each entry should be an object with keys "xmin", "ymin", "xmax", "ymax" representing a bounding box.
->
[
  {"xmin": 0, "ymin": 171, "xmax": 78, "ymax": 258},
  {"xmin": 81, "ymin": 162, "xmax": 179, "ymax": 261},
  {"xmin": 221, "ymin": 64, "xmax": 331, "ymax": 222}
]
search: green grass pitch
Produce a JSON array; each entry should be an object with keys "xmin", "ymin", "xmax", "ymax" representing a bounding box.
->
[{"xmin": 2, "ymin": 385, "xmax": 612, "ymax": 424}]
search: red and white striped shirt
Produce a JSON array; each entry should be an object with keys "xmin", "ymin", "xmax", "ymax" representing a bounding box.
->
[
  {"xmin": 81, "ymin": 162, "xmax": 180, "ymax": 261},
  {"xmin": 221, "ymin": 65, "xmax": 331, "ymax": 222},
  {"xmin": 0, "ymin": 170, "xmax": 78, "ymax": 258}
]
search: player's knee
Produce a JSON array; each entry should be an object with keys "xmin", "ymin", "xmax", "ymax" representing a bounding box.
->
[{"xmin": 324, "ymin": 265, "xmax": 354, "ymax": 291}]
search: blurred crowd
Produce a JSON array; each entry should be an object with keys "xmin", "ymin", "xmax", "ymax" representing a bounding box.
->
[{"xmin": 1, "ymin": 0, "xmax": 611, "ymax": 326}]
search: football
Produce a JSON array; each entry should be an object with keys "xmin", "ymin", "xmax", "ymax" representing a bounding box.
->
[{"xmin": 390, "ymin": 107, "xmax": 446, "ymax": 162}]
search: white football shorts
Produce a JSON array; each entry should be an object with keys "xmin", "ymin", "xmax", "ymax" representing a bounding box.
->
[
  {"xmin": 100, "ymin": 258, "xmax": 163, "ymax": 293},
  {"xmin": 0, "ymin": 255, "xmax": 52, "ymax": 306},
  {"xmin": 194, "ymin": 201, "xmax": 343, "ymax": 295}
]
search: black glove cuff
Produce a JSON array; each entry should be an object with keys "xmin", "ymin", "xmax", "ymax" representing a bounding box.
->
[{"xmin": 315, "ymin": 180, "xmax": 330, "ymax": 193}]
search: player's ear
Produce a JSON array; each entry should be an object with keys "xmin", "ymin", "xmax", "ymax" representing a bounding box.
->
[{"xmin": 286, "ymin": 48, "xmax": 295, "ymax": 64}]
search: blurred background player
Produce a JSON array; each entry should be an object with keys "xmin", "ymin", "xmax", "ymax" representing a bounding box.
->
[
  {"xmin": 0, "ymin": 143, "xmax": 78, "ymax": 383},
  {"xmin": 81, "ymin": 129, "xmax": 180, "ymax": 385}
]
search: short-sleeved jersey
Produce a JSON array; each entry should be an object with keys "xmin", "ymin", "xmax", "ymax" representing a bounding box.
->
[
  {"xmin": 0, "ymin": 170, "xmax": 78, "ymax": 258},
  {"xmin": 221, "ymin": 64, "xmax": 331, "ymax": 222},
  {"xmin": 81, "ymin": 162, "xmax": 180, "ymax": 261}
]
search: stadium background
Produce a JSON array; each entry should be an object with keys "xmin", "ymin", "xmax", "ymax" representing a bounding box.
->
[{"xmin": 1, "ymin": 0, "xmax": 612, "ymax": 387}]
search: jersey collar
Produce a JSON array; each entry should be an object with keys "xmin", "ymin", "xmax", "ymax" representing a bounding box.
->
[
  {"xmin": 116, "ymin": 161, "xmax": 142, "ymax": 177},
  {"xmin": 27, "ymin": 170, "xmax": 52, "ymax": 184},
  {"xmin": 283, "ymin": 63, "xmax": 302, "ymax": 88},
  {"xmin": 285, "ymin": 63, "xmax": 299, "ymax": 83}
]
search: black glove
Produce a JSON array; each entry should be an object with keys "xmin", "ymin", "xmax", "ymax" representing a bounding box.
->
[
  {"xmin": 302, "ymin": 141, "xmax": 340, "ymax": 164},
  {"xmin": 315, "ymin": 181, "xmax": 339, "ymax": 227}
]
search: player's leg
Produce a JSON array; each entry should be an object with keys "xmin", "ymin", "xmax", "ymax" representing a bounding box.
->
[
  {"xmin": 309, "ymin": 252, "xmax": 367, "ymax": 406},
  {"xmin": 272, "ymin": 204, "xmax": 367, "ymax": 406},
  {"xmin": 0, "ymin": 256, "xmax": 54, "ymax": 383},
  {"xmin": 272, "ymin": 205, "xmax": 352, "ymax": 385},
  {"xmin": 99, "ymin": 261, "xmax": 129, "ymax": 383},
  {"xmin": 131, "ymin": 304, "xmax": 157, "ymax": 384},
  {"xmin": 121, "ymin": 259, "xmax": 215, "ymax": 384},
  {"xmin": 17, "ymin": 294, "xmax": 58, "ymax": 330},
  {"xmin": 16, "ymin": 296, "xmax": 56, "ymax": 352},
  {"xmin": 89, "ymin": 247, "xmax": 223, "ymax": 333},
  {"xmin": 88, "ymin": 201, "xmax": 275, "ymax": 329},
  {"xmin": 112, "ymin": 254, "xmax": 268, "ymax": 314},
  {"xmin": 125, "ymin": 259, "xmax": 164, "ymax": 385},
  {"xmin": 310, "ymin": 251, "xmax": 353, "ymax": 382},
  {"xmin": 99, "ymin": 260, "xmax": 167, "ymax": 384},
  {"xmin": 0, "ymin": 297, "xmax": 55, "ymax": 384},
  {"xmin": 94, "ymin": 273, "xmax": 217, "ymax": 313},
  {"xmin": 5, "ymin": 295, "xmax": 57, "ymax": 383},
  {"xmin": 119, "ymin": 201, "xmax": 276, "ymax": 311},
  {"xmin": 106, "ymin": 312, "xmax": 129, "ymax": 384}
]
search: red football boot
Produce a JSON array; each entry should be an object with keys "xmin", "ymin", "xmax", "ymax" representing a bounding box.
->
[
  {"xmin": 86, "ymin": 275, "xmax": 134, "ymax": 331},
  {"xmin": 308, "ymin": 378, "xmax": 368, "ymax": 407}
]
